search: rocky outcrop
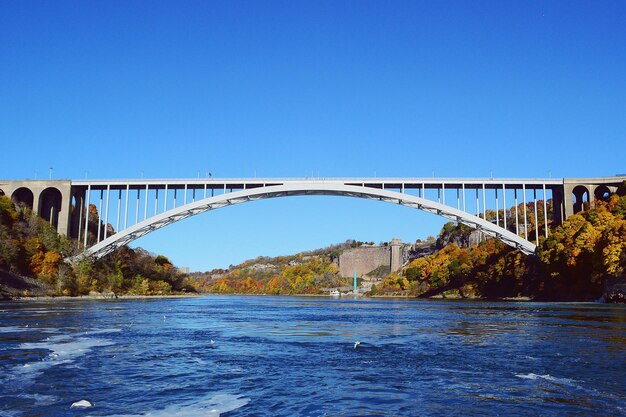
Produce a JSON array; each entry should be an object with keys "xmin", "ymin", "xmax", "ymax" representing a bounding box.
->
[
  {"xmin": 0, "ymin": 270, "xmax": 51, "ymax": 299},
  {"xmin": 88, "ymin": 291, "xmax": 118, "ymax": 299},
  {"xmin": 604, "ymin": 276, "xmax": 626, "ymax": 303},
  {"xmin": 436, "ymin": 222, "xmax": 485, "ymax": 249}
]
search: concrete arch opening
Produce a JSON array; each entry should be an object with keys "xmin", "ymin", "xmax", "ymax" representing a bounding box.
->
[
  {"xmin": 0, "ymin": 188, "xmax": 5, "ymax": 196},
  {"xmin": 594, "ymin": 185, "xmax": 611, "ymax": 202},
  {"xmin": 11, "ymin": 187, "xmax": 34, "ymax": 209},
  {"xmin": 39, "ymin": 187, "xmax": 63, "ymax": 229},
  {"xmin": 572, "ymin": 185, "xmax": 590, "ymax": 214}
]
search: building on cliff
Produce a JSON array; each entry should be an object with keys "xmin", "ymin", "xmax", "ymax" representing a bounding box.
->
[{"xmin": 338, "ymin": 238, "xmax": 408, "ymax": 279}]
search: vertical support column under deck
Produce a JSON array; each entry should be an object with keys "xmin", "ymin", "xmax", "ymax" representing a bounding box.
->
[
  {"xmin": 502, "ymin": 184, "xmax": 507, "ymax": 230},
  {"xmin": 563, "ymin": 185, "xmax": 568, "ymax": 222},
  {"xmin": 204, "ymin": 184, "xmax": 207, "ymax": 199},
  {"xmin": 514, "ymin": 189, "xmax": 519, "ymax": 236},
  {"xmin": 184, "ymin": 184, "xmax": 188, "ymax": 205},
  {"xmin": 144, "ymin": 184, "xmax": 149, "ymax": 221},
  {"xmin": 103, "ymin": 185, "xmax": 111, "ymax": 240},
  {"xmin": 135, "ymin": 189, "xmax": 140, "ymax": 225},
  {"xmin": 83, "ymin": 184, "xmax": 91, "ymax": 250},
  {"xmin": 97, "ymin": 190, "xmax": 103, "ymax": 243},
  {"xmin": 442, "ymin": 183, "xmax": 445, "ymax": 205},
  {"xmin": 164, "ymin": 184, "xmax": 168, "ymax": 212},
  {"xmin": 77, "ymin": 191, "xmax": 84, "ymax": 249},
  {"xmin": 533, "ymin": 188, "xmax": 539, "ymax": 245},
  {"xmin": 522, "ymin": 184, "xmax": 528, "ymax": 240},
  {"xmin": 124, "ymin": 184, "xmax": 129, "ymax": 230},
  {"xmin": 482, "ymin": 184, "xmax": 486, "ymax": 220},
  {"xmin": 116, "ymin": 189, "xmax": 121, "ymax": 233},
  {"xmin": 543, "ymin": 184, "xmax": 548, "ymax": 238},
  {"xmin": 154, "ymin": 187, "xmax": 159, "ymax": 216},
  {"xmin": 495, "ymin": 188, "xmax": 499, "ymax": 227},
  {"xmin": 475, "ymin": 189, "xmax": 479, "ymax": 216},
  {"xmin": 462, "ymin": 183, "xmax": 466, "ymax": 212}
]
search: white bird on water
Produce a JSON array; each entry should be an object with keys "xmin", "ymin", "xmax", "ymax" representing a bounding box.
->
[{"xmin": 353, "ymin": 341, "xmax": 361, "ymax": 349}]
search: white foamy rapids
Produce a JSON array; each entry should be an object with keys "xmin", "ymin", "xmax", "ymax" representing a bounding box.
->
[
  {"xmin": 0, "ymin": 325, "xmax": 58, "ymax": 334},
  {"xmin": 5, "ymin": 334, "xmax": 114, "ymax": 388},
  {"xmin": 0, "ymin": 326, "xmax": 33, "ymax": 334},
  {"xmin": 515, "ymin": 373, "xmax": 576, "ymax": 385},
  {"xmin": 95, "ymin": 393, "xmax": 249, "ymax": 417},
  {"xmin": 19, "ymin": 334, "xmax": 114, "ymax": 360}
]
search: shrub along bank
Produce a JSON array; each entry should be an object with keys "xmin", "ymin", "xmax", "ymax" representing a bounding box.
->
[
  {"xmin": 0, "ymin": 195, "xmax": 194, "ymax": 297},
  {"xmin": 370, "ymin": 187, "xmax": 626, "ymax": 301}
]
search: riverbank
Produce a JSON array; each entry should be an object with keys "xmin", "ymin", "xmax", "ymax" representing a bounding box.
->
[
  {"xmin": 9, "ymin": 293, "xmax": 202, "ymax": 301},
  {"xmin": 0, "ymin": 269, "xmax": 200, "ymax": 301}
]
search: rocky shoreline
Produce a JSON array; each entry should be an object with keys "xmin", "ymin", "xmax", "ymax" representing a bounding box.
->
[
  {"xmin": 10, "ymin": 293, "xmax": 202, "ymax": 301},
  {"xmin": 0, "ymin": 270, "xmax": 51, "ymax": 300}
]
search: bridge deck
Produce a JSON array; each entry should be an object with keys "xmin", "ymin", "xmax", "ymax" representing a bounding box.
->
[{"xmin": 70, "ymin": 177, "xmax": 565, "ymax": 190}]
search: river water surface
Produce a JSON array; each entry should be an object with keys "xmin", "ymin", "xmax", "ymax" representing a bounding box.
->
[{"xmin": 1, "ymin": 296, "xmax": 625, "ymax": 416}]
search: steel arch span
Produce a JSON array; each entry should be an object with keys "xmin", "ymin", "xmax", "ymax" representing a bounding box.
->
[{"xmin": 76, "ymin": 182, "xmax": 536, "ymax": 261}]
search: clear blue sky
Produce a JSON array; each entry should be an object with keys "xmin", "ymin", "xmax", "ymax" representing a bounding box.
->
[{"xmin": 1, "ymin": 1, "xmax": 625, "ymax": 271}]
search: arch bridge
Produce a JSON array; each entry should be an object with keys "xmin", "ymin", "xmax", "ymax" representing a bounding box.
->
[{"xmin": 1, "ymin": 176, "xmax": 624, "ymax": 260}]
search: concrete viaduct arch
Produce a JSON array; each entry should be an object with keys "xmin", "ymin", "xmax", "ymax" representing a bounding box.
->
[
  {"xmin": 0, "ymin": 181, "xmax": 73, "ymax": 234},
  {"xmin": 82, "ymin": 183, "xmax": 538, "ymax": 260}
]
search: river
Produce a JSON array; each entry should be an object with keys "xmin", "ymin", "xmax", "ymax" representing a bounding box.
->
[{"xmin": 1, "ymin": 296, "xmax": 625, "ymax": 416}]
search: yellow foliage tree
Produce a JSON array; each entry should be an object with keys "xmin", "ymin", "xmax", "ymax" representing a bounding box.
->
[{"xmin": 41, "ymin": 251, "xmax": 62, "ymax": 276}]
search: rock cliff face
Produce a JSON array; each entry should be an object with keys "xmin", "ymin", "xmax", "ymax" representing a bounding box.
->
[
  {"xmin": 436, "ymin": 223, "xmax": 484, "ymax": 249},
  {"xmin": 406, "ymin": 241, "xmax": 437, "ymax": 259},
  {"xmin": 0, "ymin": 270, "xmax": 51, "ymax": 299}
]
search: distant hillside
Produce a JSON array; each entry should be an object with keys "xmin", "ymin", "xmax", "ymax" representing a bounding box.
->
[{"xmin": 188, "ymin": 240, "xmax": 387, "ymax": 295}]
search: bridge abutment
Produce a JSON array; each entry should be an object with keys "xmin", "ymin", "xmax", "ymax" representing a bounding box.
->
[
  {"xmin": 0, "ymin": 180, "xmax": 73, "ymax": 236},
  {"xmin": 563, "ymin": 178, "xmax": 622, "ymax": 218}
]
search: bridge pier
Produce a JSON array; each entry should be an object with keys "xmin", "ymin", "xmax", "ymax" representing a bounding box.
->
[{"xmin": 552, "ymin": 187, "xmax": 565, "ymax": 226}]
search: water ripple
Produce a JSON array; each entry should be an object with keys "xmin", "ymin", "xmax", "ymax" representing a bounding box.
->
[{"xmin": 0, "ymin": 297, "xmax": 624, "ymax": 416}]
